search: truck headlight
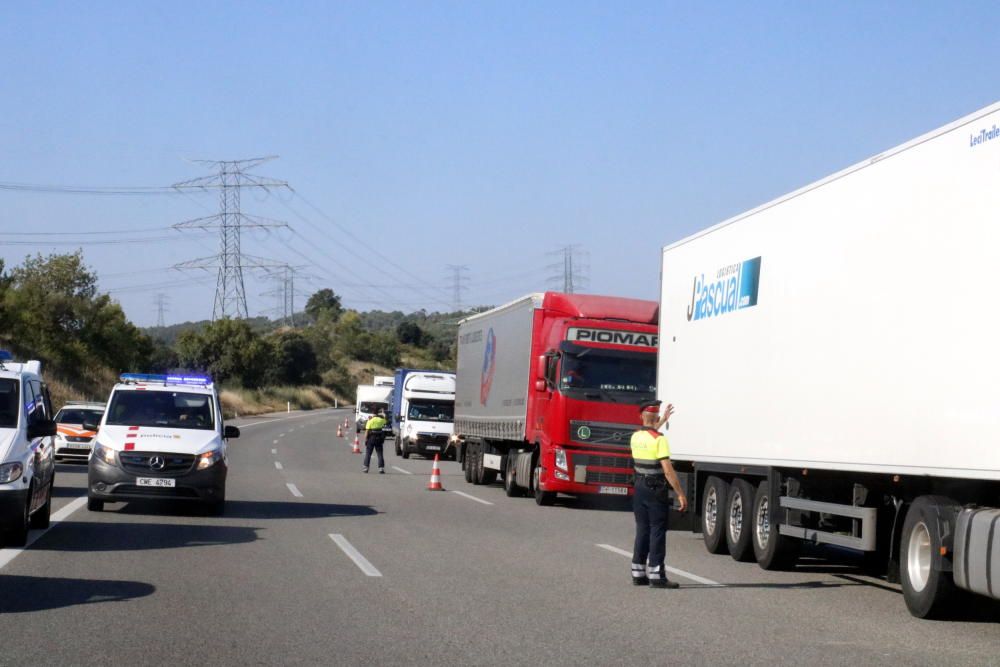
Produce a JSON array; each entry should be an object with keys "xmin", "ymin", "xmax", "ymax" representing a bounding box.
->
[
  {"xmin": 0, "ymin": 462, "xmax": 23, "ymax": 484},
  {"xmin": 554, "ymin": 448, "xmax": 567, "ymax": 471},
  {"xmin": 92, "ymin": 443, "xmax": 116, "ymax": 466},
  {"xmin": 197, "ymin": 449, "xmax": 223, "ymax": 470}
]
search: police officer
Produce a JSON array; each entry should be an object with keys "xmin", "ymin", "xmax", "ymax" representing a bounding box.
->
[
  {"xmin": 363, "ymin": 410, "xmax": 388, "ymax": 474},
  {"xmin": 630, "ymin": 400, "xmax": 688, "ymax": 588}
]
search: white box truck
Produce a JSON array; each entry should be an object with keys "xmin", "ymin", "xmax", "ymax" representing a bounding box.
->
[
  {"xmin": 392, "ymin": 370, "xmax": 456, "ymax": 460},
  {"xmin": 659, "ymin": 101, "xmax": 1000, "ymax": 618}
]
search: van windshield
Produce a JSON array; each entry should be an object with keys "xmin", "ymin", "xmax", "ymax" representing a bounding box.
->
[
  {"xmin": 0, "ymin": 380, "xmax": 18, "ymax": 429},
  {"xmin": 407, "ymin": 400, "xmax": 454, "ymax": 423},
  {"xmin": 359, "ymin": 401, "xmax": 388, "ymax": 414},
  {"xmin": 106, "ymin": 390, "xmax": 215, "ymax": 430}
]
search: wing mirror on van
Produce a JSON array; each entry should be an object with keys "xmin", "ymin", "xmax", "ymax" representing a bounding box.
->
[
  {"xmin": 224, "ymin": 425, "xmax": 241, "ymax": 439},
  {"xmin": 82, "ymin": 420, "xmax": 100, "ymax": 432},
  {"xmin": 28, "ymin": 419, "xmax": 58, "ymax": 439}
]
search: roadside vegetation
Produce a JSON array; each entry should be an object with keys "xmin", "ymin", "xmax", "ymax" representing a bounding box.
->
[{"xmin": 0, "ymin": 252, "xmax": 475, "ymax": 413}]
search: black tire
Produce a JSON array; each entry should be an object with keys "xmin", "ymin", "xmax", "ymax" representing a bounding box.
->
[
  {"xmin": 470, "ymin": 448, "xmax": 483, "ymax": 485},
  {"xmin": 900, "ymin": 496, "xmax": 959, "ymax": 618},
  {"xmin": 701, "ymin": 476, "xmax": 730, "ymax": 554},
  {"xmin": 401, "ymin": 439, "xmax": 410, "ymax": 460},
  {"xmin": 463, "ymin": 448, "xmax": 474, "ymax": 483},
  {"xmin": 751, "ymin": 480, "xmax": 795, "ymax": 570},
  {"xmin": 726, "ymin": 478, "xmax": 756, "ymax": 561},
  {"xmin": 504, "ymin": 458, "xmax": 522, "ymax": 497},
  {"xmin": 2, "ymin": 486, "xmax": 31, "ymax": 547},
  {"xmin": 87, "ymin": 496, "xmax": 104, "ymax": 512},
  {"xmin": 29, "ymin": 480, "xmax": 52, "ymax": 530},
  {"xmin": 395, "ymin": 439, "xmax": 402, "ymax": 456},
  {"xmin": 533, "ymin": 465, "xmax": 555, "ymax": 506}
]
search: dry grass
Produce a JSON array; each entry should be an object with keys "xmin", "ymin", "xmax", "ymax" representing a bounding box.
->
[{"xmin": 219, "ymin": 385, "xmax": 339, "ymax": 418}]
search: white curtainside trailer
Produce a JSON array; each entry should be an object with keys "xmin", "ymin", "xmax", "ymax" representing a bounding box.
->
[{"xmin": 659, "ymin": 100, "xmax": 1000, "ymax": 618}]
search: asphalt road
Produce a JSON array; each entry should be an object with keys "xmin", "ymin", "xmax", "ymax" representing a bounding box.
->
[{"xmin": 2, "ymin": 407, "xmax": 999, "ymax": 666}]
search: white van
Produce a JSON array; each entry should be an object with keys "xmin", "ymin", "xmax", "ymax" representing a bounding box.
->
[
  {"xmin": 0, "ymin": 351, "xmax": 57, "ymax": 547},
  {"xmin": 87, "ymin": 373, "xmax": 239, "ymax": 515}
]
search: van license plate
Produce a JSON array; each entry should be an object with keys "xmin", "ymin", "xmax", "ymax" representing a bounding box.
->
[
  {"xmin": 599, "ymin": 486, "xmax": 628, "ymax": 495},
  {"xmin": 425, "ymin": 445, "xmax": 440, "ymax": 451},
  {"xmin": 137, "ymin": 477, "xmax": 175, "ymax": 488}
]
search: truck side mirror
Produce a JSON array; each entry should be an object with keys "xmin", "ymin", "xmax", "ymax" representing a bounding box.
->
[{"xmin": 535, "ymin": 354, "xmax": 548, "ymax": 381}]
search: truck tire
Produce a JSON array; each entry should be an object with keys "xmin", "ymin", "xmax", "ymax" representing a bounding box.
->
[
  {"xmin": 701, "ymin": 476, "xmax": 730, "ymax": 554},
  {"xmin": 470, "ymin": 447, "xmax": 483, "ymax": 485},
  {"xmin": 533, "ymin": 465, "xmax": 555, "ymax": 506},
  {"xmin": 752, "ymin": 480, "xmax": 794, "ymax": 570},
  {"xmin": 504, "ymin": 458, "xmax": 523, "ymax": 497},
  {"xmin": 463, "ymin": 449, "xmax": 474, "ymax": 483},
  {"xmin": 395, "ymin": 438, "xmax": 402, "ymax": 456},
  {"xmin": 401, "ymin": 438, "xmax": 410, "ymax": 459},
  {"xmin": 726, "ymin": 478, "xmax": 756, "ymax": 561},
  {"xmin": 901, "ymin": 496, "xmax": 959, "ymax": 618}
]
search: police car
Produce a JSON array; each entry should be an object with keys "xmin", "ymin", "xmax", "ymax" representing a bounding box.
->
[
  {"xmin": 87, "ymin": 373, "xmax": 239, "ymax": 515},
  {"xmin": 0, "ymin": 351, "xmax": 57, "ymax": 547},
  {"xmin": 54, "ymin": 401, "xmax": 105, "ymax": 462}
]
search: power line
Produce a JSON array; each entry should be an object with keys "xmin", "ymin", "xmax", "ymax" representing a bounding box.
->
[
  {"xmin": 547, "ymin": 244, "xmax": 589, "ymax": 294},
  {"xmin": 445, "ymin": 264, "xmax": 469, "ymax": 311},
  {"xmin": 172, "ymin": 157, "xmax": 291, "ymax": 320},
  {"xmin": 153, "ymin": 293, "xmax": 169, "ymax": 328}
]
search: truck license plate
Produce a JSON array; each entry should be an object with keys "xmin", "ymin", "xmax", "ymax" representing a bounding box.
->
[
  {"xmin": 136, "ymin": 477, "xmax": 175, "ymax": 488},
  {"xmin": 599, "ymin": 486, "xmax": 628, "ymax": 495}
]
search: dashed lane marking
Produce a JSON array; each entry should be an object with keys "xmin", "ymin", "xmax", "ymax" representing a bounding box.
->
[
  {"xmin": 329, "ymin": 534, "xmax": 382, "ymax": 577},
  {"xmin": 595, "ymin": 544, "xmax": 722, "ymax": 586},
  {"xmin": 391, "ymin": 466, "xmax": 412, "ymax": 475},
  {"xmin": 273, "ymin": 440, "xmax": 279, "ymax": 445},
  {"xmin": 271, "ymin": 448, "xmax": 277, "ymax": 454},
  {"xmin": 274, "ymin": 461, "xmax": 283, "ymax": 470},
  {"xmin": 0, "ymin": 496, "xmax": 88, "ymax": 571},
  {"xmin": 286, "ymin": 483, "xmax": 303, "ymax": 498},
  {"xmin": 450, "ymin": 490, "xmax": 494, "ymax": 506}
]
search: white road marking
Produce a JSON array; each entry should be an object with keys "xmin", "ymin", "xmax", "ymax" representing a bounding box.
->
[
  {"xmin": 274, "ymin": 461, "xmax": 283, "ymax": 470},
  {"xmin": 237, "ymin": 412, "xmax": 321, "ymax": 428},
  {"xmin": 273, "ymin": 440, "xmax": 279, "ymax": 445},
  {"xmin": 279, "ymin": 433, "xmax": 285, "ymax": 438},
  {"xmin": 391, "ymin": 466, "xmax": 412, "ymax": 475},
  {"xmin": 271, "ymin": 448, "xmax": 277, "ymax": 454},
  {"xmin": 0, "ymin": 495, "xmax": 88, "ymax": 571},
  {"xmin": 595, "ymin": 544, "xmax": 721, "ymax": 586},
  {"xmin": 450, "ymin": 490, "xmax": 494, "ymax": 506},
  {"xmin": 329, "ymin": 534, "xmax": 382, "ymax": 577},
  {"xmin": 286, "ymin": 483, "xmax": 303, "ymax": 498}
]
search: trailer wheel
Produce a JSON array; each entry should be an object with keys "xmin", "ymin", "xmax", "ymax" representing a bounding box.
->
[
  {"xmin": 701, "ymin": 476, "xmax": 730, "ymax": 554},
  {"xmin": 752, "ymin": 481, "xmax": 795, "ymax": 570},
  {"xmin": 471, "ymin": 447, "xmax": 484, "ymax": 485},
  {"xmin": 726, "ymin": 479, "xmax": 756, "ymax": 561},
  {"xmin": 463, "ymin": 448, "xmax": 474, "ymax": 483},
  {"xmin": 533, "ymin": 466, "xmax": 555, "ymax": 506},
  {"xmin": 901, "ymin": 496, "xmax": 958, "ymax": 618}
]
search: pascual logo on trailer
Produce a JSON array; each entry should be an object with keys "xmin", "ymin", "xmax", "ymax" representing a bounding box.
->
[
  {"xmin": 480, "ymin": 328, "xmax": 497, "ymax": 406},
  {"xmin": 686, "ymin": 256, "xmax": 762, "ymax": 322}
]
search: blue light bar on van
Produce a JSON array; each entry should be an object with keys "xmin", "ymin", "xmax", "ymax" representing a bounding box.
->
[
  {"xmin": 119, "ymin": 373, "xmax": 212, "ymax": 386},
  {"xmin": 0, "ymin": 350, "xmax": 11, "ymax": 362}
]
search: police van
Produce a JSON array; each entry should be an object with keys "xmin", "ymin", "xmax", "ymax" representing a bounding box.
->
[
  {"xmin": 86, "ymin": 373, "xmax": 239, "ymax": 515},
  {"xmin": 0, "ymin": 351, "xmax": 57, "ymax": 547}
]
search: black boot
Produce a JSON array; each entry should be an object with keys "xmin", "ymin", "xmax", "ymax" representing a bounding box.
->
[
  {"xmin": 648, "ymin": 566, "xmax": 680, "ymax": 589},
  {"xmin": 631, "ymin": 563, "xmax": 649, "ymax": 586}
]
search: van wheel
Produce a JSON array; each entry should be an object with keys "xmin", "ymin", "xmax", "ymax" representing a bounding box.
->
[
  {"xmin": 702, "ymin": 476, "xmax": 730, "ymax": 554},
  {"xmin": 87, "ymin": 497, "xmax": 104, "ymax": 512},
  {"xmin": 2, "ymin": 487, "xmax": 31, "ymax": 547},
  {"xmin": 726, "ymin": 479, "xmax": 756, "ymax": 561},
  {"xmin": 901, "ymin": 496, "xmax": 959, "ymax": 618},
  {"xmin": 29, "ymin": 480, "xmax": 52, "ymax": 529},
  {"xmin": 752, "ymin": 480, "xmax": 795, "ymax": 569}
]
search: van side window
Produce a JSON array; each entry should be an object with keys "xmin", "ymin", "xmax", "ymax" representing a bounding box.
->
[{"xmin": 25, "ymin": 381, "xmax": 41, "ymax": 426}]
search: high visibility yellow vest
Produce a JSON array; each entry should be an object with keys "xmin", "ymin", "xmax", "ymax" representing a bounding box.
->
[
  {"xmin": 630, "ymin": 429, "xmax": 670, "ymax": 476},
  {"xmin": 365, "ymin": 416, "xmax": 386, "ymax": 431}
]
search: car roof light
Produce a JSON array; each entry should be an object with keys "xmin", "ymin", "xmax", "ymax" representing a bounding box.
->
[
  {"xmin": 0, "ymin": 350, "xmax": 12, "ymax": 362},
  {"xmin": 119, "ymin": 373, "xmax": 213, "ymax": 386}
]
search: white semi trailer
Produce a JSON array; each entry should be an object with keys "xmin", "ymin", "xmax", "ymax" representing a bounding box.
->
[{"xmin": 659, "ymin": 101, "xmax": 1000, "ymax": 618}]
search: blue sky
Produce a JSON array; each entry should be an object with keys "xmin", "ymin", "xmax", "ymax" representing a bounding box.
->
[{"xmin": 1, "ymin": 2, "xmax": 998, "ymax": 326}]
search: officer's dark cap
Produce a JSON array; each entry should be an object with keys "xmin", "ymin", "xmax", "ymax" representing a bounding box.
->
[{"xmin": 639, "ymin": 400, "xmax": 662, "ymax": 415}]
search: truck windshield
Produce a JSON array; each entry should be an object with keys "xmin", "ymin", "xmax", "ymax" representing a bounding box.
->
[
  {"xmin": 359, "ymin": 402, "xmax": 388, "ymax": 414},
  {"xmin": 558, "ymin": 343, "xmax": 656, "ymax": 404},
  {"xmin": 106, "ymin": 390, "xmax": 215, "ymax": 430},
  {"xmin": 0, "ymin": 379, "xmax": 18, "ymax": 428},
  {"xmin": 407, "ymin": 400, "xmax": 454, "ymax": 423}
]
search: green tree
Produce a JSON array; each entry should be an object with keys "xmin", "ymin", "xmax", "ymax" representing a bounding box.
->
[
  {"xmin": 266, "ymin": 330, "xmax": 319, "ymax": 385},
  {"xmin": 176, "ymin": 318, "xmax": 272, "ymax": 387},
  {"xmin": 305, "ymin": 288, "xmax": 343, "ymax": 323},
  {"xmin": 396, "ymin": 320, "xmax": 423, "ymax": 345}
]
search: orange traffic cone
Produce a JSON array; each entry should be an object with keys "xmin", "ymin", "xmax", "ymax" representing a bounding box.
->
[
  {"xmin": 343, "ymin": 418, "xmax": 349, "ymax": 429},
  {"xmin": 352, "ymin": 435, "xmax": 362, "ymax": 454},
  {"xmin": 337, "ymin": 425, "xmax": 343, "ymax": 438},
  {"xmin": 427, "ymin": 454, "xmax": 444, "ymax": 491}
]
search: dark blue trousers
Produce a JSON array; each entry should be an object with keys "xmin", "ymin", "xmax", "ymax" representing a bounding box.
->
[
  {"xmin": 363, "ymin": 432, "xmax": 385, "ymax": 469},
  {"xmin": 633, "ymin": 480, "xmax": 670, "ymax": 569}
]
